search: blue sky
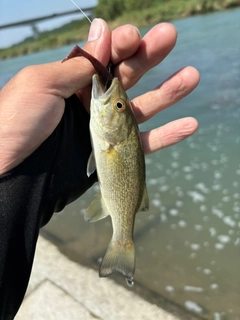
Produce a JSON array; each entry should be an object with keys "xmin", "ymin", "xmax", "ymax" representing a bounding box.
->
[{"xmin": 0, "ymin": 0, "xmax": 97, "ymax": 48}]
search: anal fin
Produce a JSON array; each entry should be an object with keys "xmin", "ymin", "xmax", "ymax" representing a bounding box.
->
[
  {"xmin": 139, "ymin": 184, "xmax": 149, "ymax": 212},
  {"xmin": 85, "ymin": 192, "xmax": 109, "ymax": 222}
]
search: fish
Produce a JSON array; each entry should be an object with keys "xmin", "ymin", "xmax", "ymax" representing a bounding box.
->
[{"xmin": 63, "ymin": 46, "xmax": 149, "ymax": 285}]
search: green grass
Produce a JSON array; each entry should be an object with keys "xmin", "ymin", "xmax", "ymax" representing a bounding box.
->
[
  {"xmin": 0, "ymin": 0, "xmax": 239, "ymax": 60},
  {"xmin": 0, "ymin": 19, "xmax": 90, "ymax": 60}
]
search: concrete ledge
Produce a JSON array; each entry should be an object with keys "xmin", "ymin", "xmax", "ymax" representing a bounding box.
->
[{"xmin": 16, "ymin": 236, "xmax": 180, "ymax": 320}]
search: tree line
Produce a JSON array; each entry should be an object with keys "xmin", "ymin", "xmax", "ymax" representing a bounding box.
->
[{"xmin": 95, "ymin": 0, "xmax": 161, "ymax": 20}]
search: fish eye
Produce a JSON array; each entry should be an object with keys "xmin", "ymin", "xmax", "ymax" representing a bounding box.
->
[{"xmin": 115, "ymin": 99, "xmax": 126, "ymax": 112}]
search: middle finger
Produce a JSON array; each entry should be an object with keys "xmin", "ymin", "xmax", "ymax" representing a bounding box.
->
[
  {"xmin": 132, "ymin": 66, "xmax": 200, "ymax": 124},
  {"xmin": 113, "ymin": 22, "xmax": 178, "ymax": 90}
]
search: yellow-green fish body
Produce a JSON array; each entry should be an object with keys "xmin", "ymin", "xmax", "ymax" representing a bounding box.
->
[{"xmin": 86, "ymin": 74, "xmax": 149, "ymax": 284}]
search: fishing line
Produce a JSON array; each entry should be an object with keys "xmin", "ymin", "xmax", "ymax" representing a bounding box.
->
[{"xmin": 70, "ymin": 0, "xmax": 92, "ymax": 24}]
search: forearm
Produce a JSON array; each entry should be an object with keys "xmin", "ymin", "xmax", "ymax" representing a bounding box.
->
[{"xmin": 0, "ymin": 95, "xmax": 97, "ymax": 319}]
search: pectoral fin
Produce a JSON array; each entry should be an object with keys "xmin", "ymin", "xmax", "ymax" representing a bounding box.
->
[
  {"xmin": 139, "ymin": 185, "xmax": 149, "ymax": 212},
  {"xmin": 85, "ymin": 192, "xmax": 109, "ymax": 222},
  {"xmin": 87, "ymin": 151, "xmax": 96, "ymax": 177}
]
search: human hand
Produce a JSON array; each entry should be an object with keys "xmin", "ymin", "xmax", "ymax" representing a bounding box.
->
[{"xmin": 0, "ymin": 19, "xmax": 199, "ymax": 175}]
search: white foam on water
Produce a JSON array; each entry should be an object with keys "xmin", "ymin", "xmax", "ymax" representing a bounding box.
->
[
  {"xmin": 195, "ymin": 182, "xmax": 210, "ymax": 194},
  {"xmin": 234, "ymin": 238, "xmax": 240, "ymax": 246},
  {"xmin": 220, "ymin": 156, "xmax": 229, "ymax": 164},
  {"xmin": 222, "ymin": 196, "xmax": 230, "ymax": 202},
  {"xmin": 171, "ymin": 149, "xmax": 180, "ymax": 157},
  {"xmin": 215, "ymin": 243, "xmax": 225, "ymax": 250},
  {"xmin": 214, "ymin": 312, "xmax": 222, "ymax": 320},
  {"xmin": 145, "ymin": 157, "xmax": 153, "ymax": 165},
  {"xmin": 152, "ymin": 199, "xmax": 161, "ymax": 207},
  {"xmin": 177, "ymin": 190, "xmax": 184, "ymax": 197},
  {"xmin": 160, "ymin": 213, "xmax": 167, "ymax": 222},
  {"xmin": 233, "ymin": 205, "xmax": 240, "ymax": 213},
  {"xmin": 184, "ymin": 300, "xmax": 203, "ymax": 314},
  {"xmin": 185, "ymin": 174, "xmax": 194, "ymax": 180},
  {"xmin": 166, "ymin": 169, "xmax": 172, "ymax": 175},
  {"xmin": 156, "ymin": 164, "xmax": 165, "ymax": 172},
  {"xmin": 80, "ymin": 208, "xmax": 87, "ymax": 216},
  {"xmin": 165, "ymin": 285, "xmax": 175, "ymax": 292},
  {"xmin": 175, "ymin": 200, "xmax": 183, "ymax": 207},
  {"xmin": 190, "ymin": 252, "xmax": 197, "ymax": 259},
  {"xmin": 184, "ymin": 286, "xmax": 204, "ymax": 293},
  {"xmin": 171, "ymin": 161, "xmax": 179, "ymax": 168},
  {"xmin": 211, "ymin": 207, "xmax": 224, "ymax": 219},
  {"xmin": 178, "ymin": 220, "xmax": 187, "ymax": 228},
  {"xmin": 189, "ymin": 142, "xmax": 198, "ymax": 149},
  {"xmin": 207, "ymin": 142, "xmax": 218, "ymax": 152},
  {"xmin": 200, "ymin": 204, "xmax": 207, "ymax": 212},
  {"xmin": 159, "ymin": 185, "xmax": 169, "ymax": 192},
  {"xmin": 203, "ymin": 268, "xmax": 212, "ymax": 275},
  {"xmin": 183, "ymin": 166, "xmax": 192, "ymax": 172},
  {"xmin": 223, "ymin": 216, "xmax": 236, "ymax": 227},
  {"xmin": 233, "ymin": 181, "xmax": 239, "ymax": 188},
  {"xmin": 222, "ymin": 188, "xmax": 229, "ymax": 195},
  {"xmin": 212, "ymin": 184, "xmax": 222, "ymax": 190},
  {"xmin": 209, "ymin": 227, "xmax": 217, "ymax": 237},
  {"xmin": 148, "ymin": 178, "xmax": 159, "ymax": 185},
  {"xmin": 212, "ymin": 159, "xmax": 219, "ymax": 165},
  {"xmin": 148, "ymin": 214, "xmax": 155, "ymax": 221},
  {"xmin": 160, "ymin": 205, "xmax": 166, "ymax": 212},
  {"xmin": 190, "ymin": 243, "xmax": 201, "ymax": 250},
  {"xmin": 187, "ymin": 191, "xmax": 206, "ymax": 203},
  {"xmin": 169, "ymin": 208, "xmax": 179, "ymax": 216},
  {"xmin": 218, "ymin": 235, "xmax": 231, "ymax": 243},
  {"xmin": 210, "ymin": 283, "xmax": 219, "ymax": 290},
  {"xmin": 194, "ymin": 224, "xmax": 203, "ymax": 231}
]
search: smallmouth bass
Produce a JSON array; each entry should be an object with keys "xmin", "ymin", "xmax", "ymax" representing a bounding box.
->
[{"xmin": 63, "ymin": 46, "xmax": 149, "ymax": 285}]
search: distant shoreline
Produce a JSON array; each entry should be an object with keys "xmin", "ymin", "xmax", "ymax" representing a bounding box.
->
[{"xmin": 0, "ymin": 1, "xmax": 239, "ymax": 61}]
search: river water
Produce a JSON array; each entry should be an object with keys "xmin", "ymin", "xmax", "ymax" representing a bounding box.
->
[{"xmin": 0, "ymin": 8, "xmax": 240, "ymax": 320}]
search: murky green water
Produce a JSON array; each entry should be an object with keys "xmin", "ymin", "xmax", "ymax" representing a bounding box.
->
[{"xmin": 1, "ymin": 8, "xmax": 240, "ymax": 319}]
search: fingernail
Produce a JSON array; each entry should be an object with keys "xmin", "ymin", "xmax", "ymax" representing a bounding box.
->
[{"xmin": 88, "ymin": 19, "xmax": 103, "ymax": 41}]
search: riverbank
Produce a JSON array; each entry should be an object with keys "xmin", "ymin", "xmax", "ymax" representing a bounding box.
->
[
  {"xmin": 0, "ymin": 0, "xmax": 239, "ymax": 60},
  {"xmin": 16, "ymin": 235, "xmax": 199, "ymax": 320}
]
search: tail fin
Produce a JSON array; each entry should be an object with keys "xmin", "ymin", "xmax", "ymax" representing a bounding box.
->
[{"xmin": 99, "ymin": 239, "xmax": 135, "ymax": 282}]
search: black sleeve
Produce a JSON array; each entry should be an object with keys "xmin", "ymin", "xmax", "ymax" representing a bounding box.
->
[{"xmin": 0, "ymin": 94, "xmax": 97, "ymax": 320}]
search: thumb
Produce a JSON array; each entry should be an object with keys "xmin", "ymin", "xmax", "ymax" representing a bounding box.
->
[{"xmin": 54, "ymin": 18, "xmax": 112, "ymax": 98}]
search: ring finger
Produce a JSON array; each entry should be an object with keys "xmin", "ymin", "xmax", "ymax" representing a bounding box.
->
[{"xmin": 132, "ymin": 66, "xmax": 200, "ymax": 124}]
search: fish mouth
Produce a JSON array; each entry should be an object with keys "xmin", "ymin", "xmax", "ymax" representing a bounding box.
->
[{"xmin": 92, "ymin": 74, "xmax": 119, "ymax": 100}]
